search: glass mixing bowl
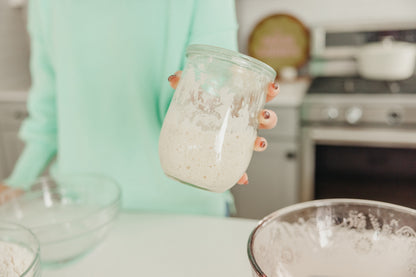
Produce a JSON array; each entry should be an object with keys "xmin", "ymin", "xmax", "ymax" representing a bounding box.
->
[
  {"xmin": 0, "ymin": 175, "xmax": 121, "ymax": 267},
  {"xmin": 0, "ymin": 221, "xmax": 41, "ymax": 277},
  {"xmin": 248, "ymin": 199, "xmax": 416, "ymax": 277}
]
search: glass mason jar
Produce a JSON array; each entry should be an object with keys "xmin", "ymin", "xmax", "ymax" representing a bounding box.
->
[{"xmin": 159, "ymin": 44, "xmax": 276, "ymax": 192}]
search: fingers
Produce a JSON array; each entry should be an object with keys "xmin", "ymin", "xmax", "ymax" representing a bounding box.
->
[
  {"xmin": 258, "ymin": 109, "xmax": 278, "ymax": 129},
  {"xmin": 237, "ymin": 137, "xmax": 267, "ymax": 188},
  {"xmin": 254, "ymin": 137, "xmax": 267, "ymax": 152},
  {"xmin": 168, "ymin": 70, "xmax": 182, "ymax": 89},
  {"xmin": 237, "ymin": 173, "xmax": 249, "ymax": 185},
  {"xmin": 266, "ymin": 82, "xmax": 279, "ymax": 102},
  {"xmin": 0, "ymin": 187, "xmax": 24, "ymax": 205}
]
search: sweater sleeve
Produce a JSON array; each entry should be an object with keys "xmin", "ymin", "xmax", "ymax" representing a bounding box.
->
[
  {"xmin": 5, "ymin": 0, "xmax": 57, "ymax": 188},
  {"xmin": 188, "ymin": 0, "xmax": 239, "ymax": 51},
  {"xmin": 157, "ymin": 0, "xmax": 238, "ymax": 122}
]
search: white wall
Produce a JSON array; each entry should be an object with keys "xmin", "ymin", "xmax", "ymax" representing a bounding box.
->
[{"xmin": 236, "ymin": 0, "xmax": 416, "ymax": 54}]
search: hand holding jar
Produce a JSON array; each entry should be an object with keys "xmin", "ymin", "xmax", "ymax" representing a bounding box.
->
[{"xmin": 159, "ymin": 45, "xmax": 279, "ymax": 192}]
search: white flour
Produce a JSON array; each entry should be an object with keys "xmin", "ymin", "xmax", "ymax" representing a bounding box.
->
[
  {"xmin": 0, "ymin": 241, "xmax": 34, "ymax": 277},
  {"xmin": 254, "ymin": 220, "xmax": 416, "ymax": 277}
]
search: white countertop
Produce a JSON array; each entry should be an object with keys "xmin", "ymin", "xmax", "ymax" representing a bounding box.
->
[{"xmin": 42, "ymin": 213, "xmax": 258, "ymax": 277}]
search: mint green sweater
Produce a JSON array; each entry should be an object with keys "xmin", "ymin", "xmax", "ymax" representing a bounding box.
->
[{"xmin": 7, "ymin": 0, "xmax": 238, "ymax": 216}]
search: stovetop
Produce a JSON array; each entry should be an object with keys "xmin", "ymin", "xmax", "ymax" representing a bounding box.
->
[
  {"xmin": 307, "ymin": 76, "xmax": 416, "ymax": 95},
  {"xmin": 302, "ymin": 76, "xmax": 416, "ymax": 126}
]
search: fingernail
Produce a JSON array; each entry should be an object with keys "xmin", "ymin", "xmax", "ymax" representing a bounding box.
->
[
  {"xmin": 273, "ymin": 82, "xmax": 279, "ymax": 90},
  {"xmin": 260, "ymin": 140, "xmax": 266, "ymax": 148},
  {"xmin": 263, "ymin": 110, "xmax": 270, "ymax": 119},
  {"xmin": 168, "ymin": 75, "xmax": 176, "ymax": 82}
]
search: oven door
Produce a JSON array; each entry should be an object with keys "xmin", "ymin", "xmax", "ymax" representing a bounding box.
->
[{"xmin": 300, "ymin": 127, "xmax": 416, "ymax": 208}]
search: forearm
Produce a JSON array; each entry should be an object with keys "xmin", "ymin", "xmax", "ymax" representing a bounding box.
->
[
  {"xmin": 5, "ymin": 142, "xmax": 56, "ymax": 188},
  {"xmin": 6, "ymin": 0, "xmax": 58, "ymax": 188}
]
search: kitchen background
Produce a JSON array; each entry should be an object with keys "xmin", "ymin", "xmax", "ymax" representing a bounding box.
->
[{"xmin": 1, "ymin": 0, "xmax": 416, "ymax": 219}]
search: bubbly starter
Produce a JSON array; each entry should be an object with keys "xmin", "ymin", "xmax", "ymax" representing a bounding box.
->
[{"xmin": 159, "ymin": 66, "xmax": 268, "ymax": 192}]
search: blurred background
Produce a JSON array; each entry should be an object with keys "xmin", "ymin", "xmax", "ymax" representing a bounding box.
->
[{"xmin": 1, "ymin": 0, "xmax": 416, "ymax": 219}]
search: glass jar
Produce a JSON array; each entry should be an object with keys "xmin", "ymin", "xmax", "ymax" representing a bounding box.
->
[{"xmin": 159, "ymin": 44, "xmax": 276, "ymax": 192}]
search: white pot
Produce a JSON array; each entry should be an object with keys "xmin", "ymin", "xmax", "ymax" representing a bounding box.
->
[{"xmin": 356, "ymin": 37, "xmax": 416, "ymax": 81}]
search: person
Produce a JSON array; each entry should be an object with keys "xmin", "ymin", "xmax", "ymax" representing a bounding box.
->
[{"xmin": 0, "ymin": 0, "xmax": 279, "ymax": 216}]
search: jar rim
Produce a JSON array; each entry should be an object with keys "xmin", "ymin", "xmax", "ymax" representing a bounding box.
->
[{"xmin": 186, "ymin": 44, "xmax": 276, "ymax": 80}]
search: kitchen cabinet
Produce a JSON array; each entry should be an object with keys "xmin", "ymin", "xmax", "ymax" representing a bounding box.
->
[
  {"xmin": 232, "ymin": 105, "xmax": 301, "ymax": 219},
  {"xmin": 231, "ymin": 80, "xmax": 308, "ymax": 219},
  {"xmin": 232, "ymin": 138, "xmax": 299, "ymax": 219},
  {"xmin": 0, "ymin": 0, "xmax": 31, "ymax": 92},
  {"xmin": 0, "ymin": 102, "xmax": 26, "ymax": 181}
]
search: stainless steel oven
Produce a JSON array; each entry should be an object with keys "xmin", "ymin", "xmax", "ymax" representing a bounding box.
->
[{"xmin": 300, "ymin": 78, "xmax": 416, "ymax": 209}]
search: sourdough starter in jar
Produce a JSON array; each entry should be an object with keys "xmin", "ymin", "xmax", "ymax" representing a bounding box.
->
[{"xmin": 159, "ymin": 45, "xmax": 276, "ymax": 192}]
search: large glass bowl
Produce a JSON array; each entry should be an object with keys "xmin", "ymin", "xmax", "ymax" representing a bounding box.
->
[
  {"xmin": 0, "ymin": 221, "xmax": 41, "ymax": 276},
  {"xmin": 0, "ymin": 175, "xmax": 121, "ymax": 267},
  {"xmin": 248, "ymin": 199, "xmax": 416, "ymax": 277}
]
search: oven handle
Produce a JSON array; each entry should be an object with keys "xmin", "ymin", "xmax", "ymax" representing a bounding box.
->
[
  {"xmin": 299, "ymin": 127, "xmax": 416, "ymax": 202},
  {"xmin": 305, "ymin": 127, "xmax": 416, "ymax": 148}
]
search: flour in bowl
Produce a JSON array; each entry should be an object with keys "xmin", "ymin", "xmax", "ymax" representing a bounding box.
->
[
  {"xmin": 254, "ymin": 220, "xmax": 416, "ymax": 277},
  {"xmin": 0, "ymin": 241, "xmax": 34, "ymax": 277}
]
